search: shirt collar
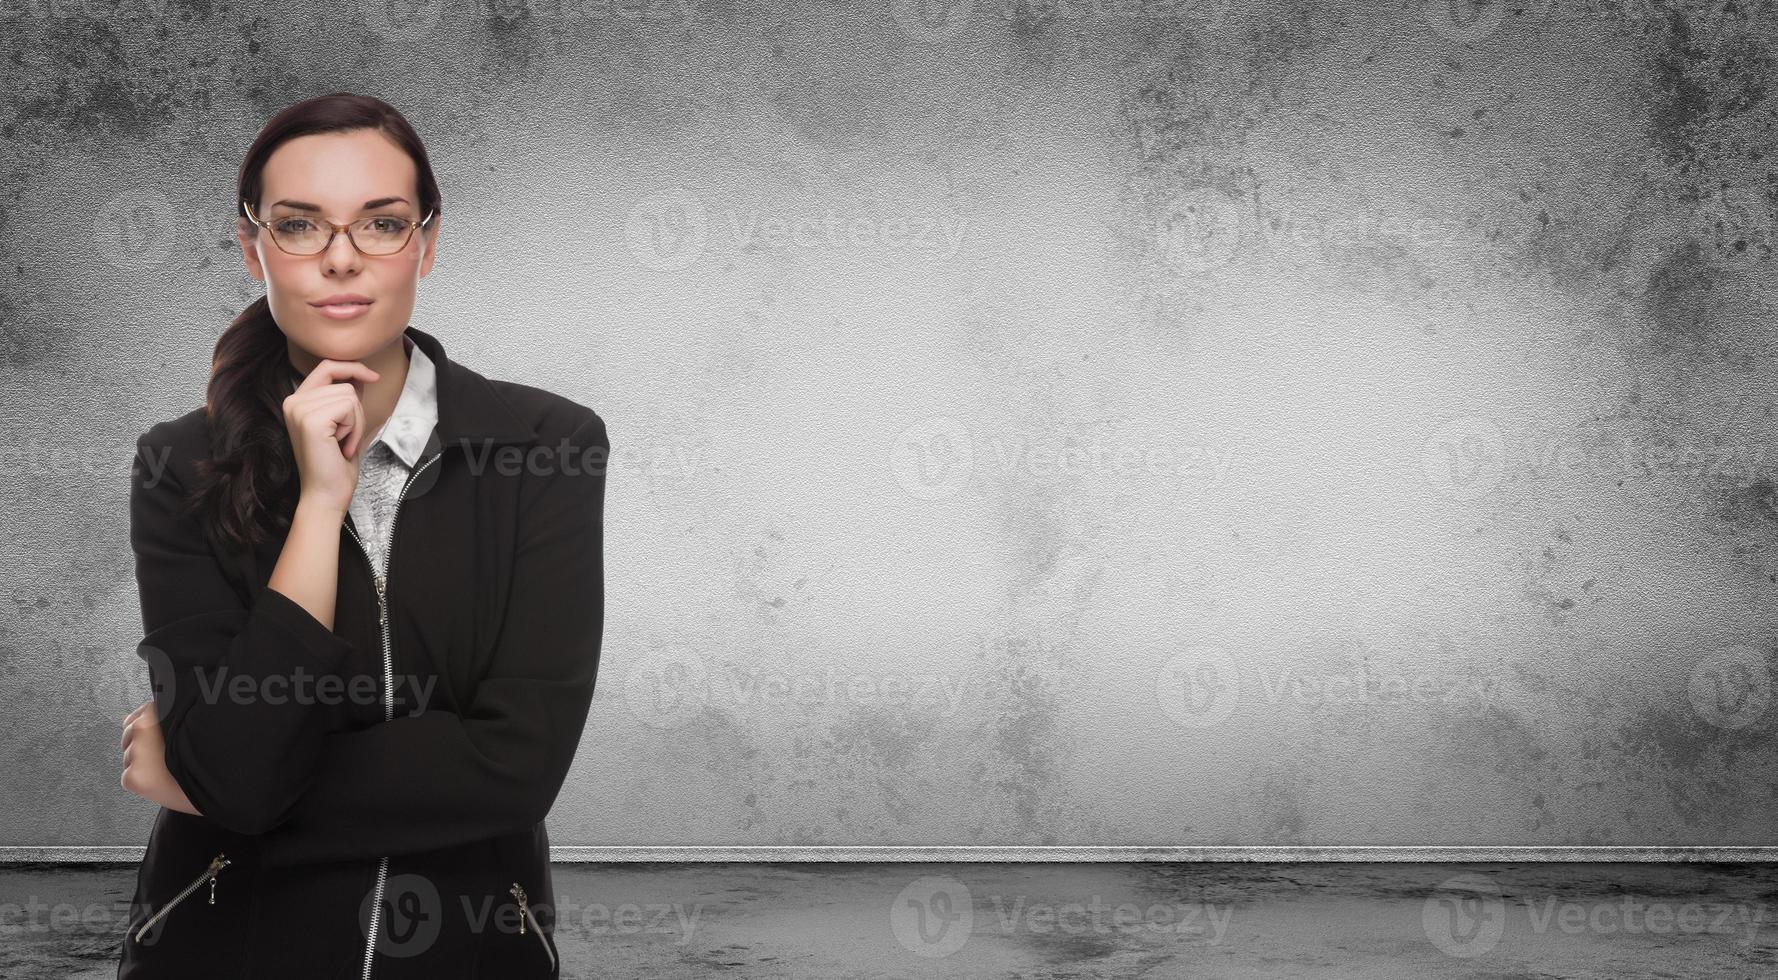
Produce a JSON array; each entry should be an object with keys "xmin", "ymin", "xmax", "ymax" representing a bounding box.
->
[{"xmin": 370, "ymin": 335, "xmax": 438, "ymax": 468}]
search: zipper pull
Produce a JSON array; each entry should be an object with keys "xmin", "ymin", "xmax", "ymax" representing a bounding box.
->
[
  {"xmin": 510, "ymin": 883, "xmax": 528, "ymax": 933},
  {"xmin": 208, "ymin": 853, "xmax": 229, "ymax": 905},
  {"xmin": 374, "ymin": 574, "xmax": 388, "ymax": 623}
]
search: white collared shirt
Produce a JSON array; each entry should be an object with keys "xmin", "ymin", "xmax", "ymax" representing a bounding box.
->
[
  {"xmin": 290, "ymin": 335, "xmax": 439, "ymax": 570},
  {"xmin": 349, "ymin": 335, "xmax": 438, "ymax": 570}
]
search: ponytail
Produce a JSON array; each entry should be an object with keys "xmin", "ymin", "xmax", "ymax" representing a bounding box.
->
[{"xmin": 185, "ymin": 295, "xmax": 304, "ymax": 553}]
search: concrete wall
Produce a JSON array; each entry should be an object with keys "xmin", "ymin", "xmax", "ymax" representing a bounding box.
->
[{"xmin": 2, "ymin": 0, "xmax": 1775, "ymax": 850}]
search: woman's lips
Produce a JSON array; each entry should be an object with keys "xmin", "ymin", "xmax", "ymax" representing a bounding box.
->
[{"xmin": 313, "ymin": 300, "xmax": 373, "ymax": 320}]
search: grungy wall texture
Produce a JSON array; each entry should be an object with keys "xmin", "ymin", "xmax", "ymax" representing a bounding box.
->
[{"xmin": 2, "ymin": 0, "xmax": 1776, "ymax": 850}]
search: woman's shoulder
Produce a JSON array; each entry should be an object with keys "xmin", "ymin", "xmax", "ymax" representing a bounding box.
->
[
  {"xmin": 139, "ymin": 404, "xmax": 210, "ymax": 444},
  {"xmin": 483, "ymin": 378, "xmax": 609, "ymax": 448},
  {"xmin": 133, "ymin": 405, "xmax": 211, "ymax": 487}
]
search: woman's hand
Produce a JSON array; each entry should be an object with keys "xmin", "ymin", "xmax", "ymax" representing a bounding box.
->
[
  {"xmin": 284, "ymin": 359, "xmax": 381, "ymax": 518},
  {"xmin": 120, "ymin": 701, "xmax": 202, "ymax": 817}
]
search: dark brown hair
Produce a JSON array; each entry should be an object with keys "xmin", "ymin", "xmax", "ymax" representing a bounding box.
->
[{"xmin": 186, "ymin": 92, "xmax": 442, "ymax": 553}]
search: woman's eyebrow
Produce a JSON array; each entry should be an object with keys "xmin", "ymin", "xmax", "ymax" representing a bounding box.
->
[{"xmin": 270, "ymin": 196, "xmax": 412, "ymax": 211}]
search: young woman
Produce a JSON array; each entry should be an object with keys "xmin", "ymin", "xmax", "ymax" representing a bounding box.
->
[{"xmin": 116, "ymin": 92, "xmax": 608, "ymax": 979}]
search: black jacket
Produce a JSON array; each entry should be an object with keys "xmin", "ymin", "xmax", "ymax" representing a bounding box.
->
[{"xmin": 117, "ymin": 325, "xmax": 609, "ymax": 979}]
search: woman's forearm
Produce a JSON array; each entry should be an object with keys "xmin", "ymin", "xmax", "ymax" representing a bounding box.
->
[{"xmin": 267, "ymin": 498, "xmax": 346, "ymax": 630}]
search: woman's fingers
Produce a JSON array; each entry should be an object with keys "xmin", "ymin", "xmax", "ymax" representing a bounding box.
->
[
  {"xmin": 283, "ymin": 358, "xmax": 380, "ymax": 514},
  {"xmin": 344, "ymin": 384, "xmax": 368, "ymax": 461},
  {"xmin": 294, "ymin": 390, "xmax": 362, "ymax": 455},
  {"xmin": 293, "ymin": 358, "xmax": 379, "ymax": 396},
  {"xmin": 287, "ymin": 359, "xmax": 379, "ymax": 454},
  {"xmin": 121, "ymin": 703, "xmax": 147, "ymax": 749}
]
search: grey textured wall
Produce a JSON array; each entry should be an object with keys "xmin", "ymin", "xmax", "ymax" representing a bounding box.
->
[{"xmin": 3, "ymin": 0, "xmax": 1776, "ymax": 850}]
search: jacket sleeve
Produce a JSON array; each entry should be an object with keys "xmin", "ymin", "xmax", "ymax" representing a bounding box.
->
[
  {"xmin": 251, "ymin": 412, "xmax": 609, "ymax": 868},
  {"xmin": 129, "ymin": 424, "xmax": 356, "ymax": 835}
]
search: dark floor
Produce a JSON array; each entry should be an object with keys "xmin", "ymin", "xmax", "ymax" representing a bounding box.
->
[{"xmin": 2, "ymin": 862, "xmax": 1772, "ymax": 978}]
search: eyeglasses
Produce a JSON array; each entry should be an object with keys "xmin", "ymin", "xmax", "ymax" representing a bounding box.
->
[{"xmin": 241, "ymin": 200, "xmax": 437, "ymax": 256}]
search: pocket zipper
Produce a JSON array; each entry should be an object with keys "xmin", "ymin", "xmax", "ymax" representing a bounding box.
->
[
  {"xmin": 509, "ymin": 882, "xmax": 557, "ymax": 974},
  {"xmin": 133, "ymin": 852, "xmax": 230, "ymax": 943}
]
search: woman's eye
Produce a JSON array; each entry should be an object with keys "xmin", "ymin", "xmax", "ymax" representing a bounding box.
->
[
  {"xmin": 273, "ymin": 218, "xmax": 314, "ymax": 233},
  {"xmin": 368, "ymin": 217, "xmax": 407, "ymax": 233}
]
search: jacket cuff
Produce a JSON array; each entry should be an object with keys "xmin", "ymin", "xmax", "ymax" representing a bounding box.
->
[{"xmin": 251, "ymin": 584, "xmax": 355, "ymax": 665}]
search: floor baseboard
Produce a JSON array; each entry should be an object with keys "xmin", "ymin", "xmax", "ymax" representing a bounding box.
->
[{"xmin": 5, "ymin": 845, "xmax": 1775, "ymax": 862}]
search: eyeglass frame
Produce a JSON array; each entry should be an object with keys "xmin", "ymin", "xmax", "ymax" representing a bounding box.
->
[{"xmin": 240, "ymin": 200, "xmax": 438, "ymax": 257}]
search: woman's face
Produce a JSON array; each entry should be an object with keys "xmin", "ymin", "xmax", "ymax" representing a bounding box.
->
[{"xmin": 237, "ymin": 127, "xmax": 440, "ymax": 367}]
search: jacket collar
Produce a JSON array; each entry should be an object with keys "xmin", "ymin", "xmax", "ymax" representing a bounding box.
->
[{"xmin": 404, "ymin": 325, "xmax": 537, "ymax": 451}]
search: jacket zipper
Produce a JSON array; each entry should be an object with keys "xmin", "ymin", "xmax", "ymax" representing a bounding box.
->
[
  {"xmin": 342, "ymin": 450, "xmax": 442, "ymax": 980},
  {"xmin": 133, "ymin": 852, "xmax": 229, "ymax": 943},
  {"xmin": 509, "ymin": 882, "xmax": 558, "ymax": 974}
]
